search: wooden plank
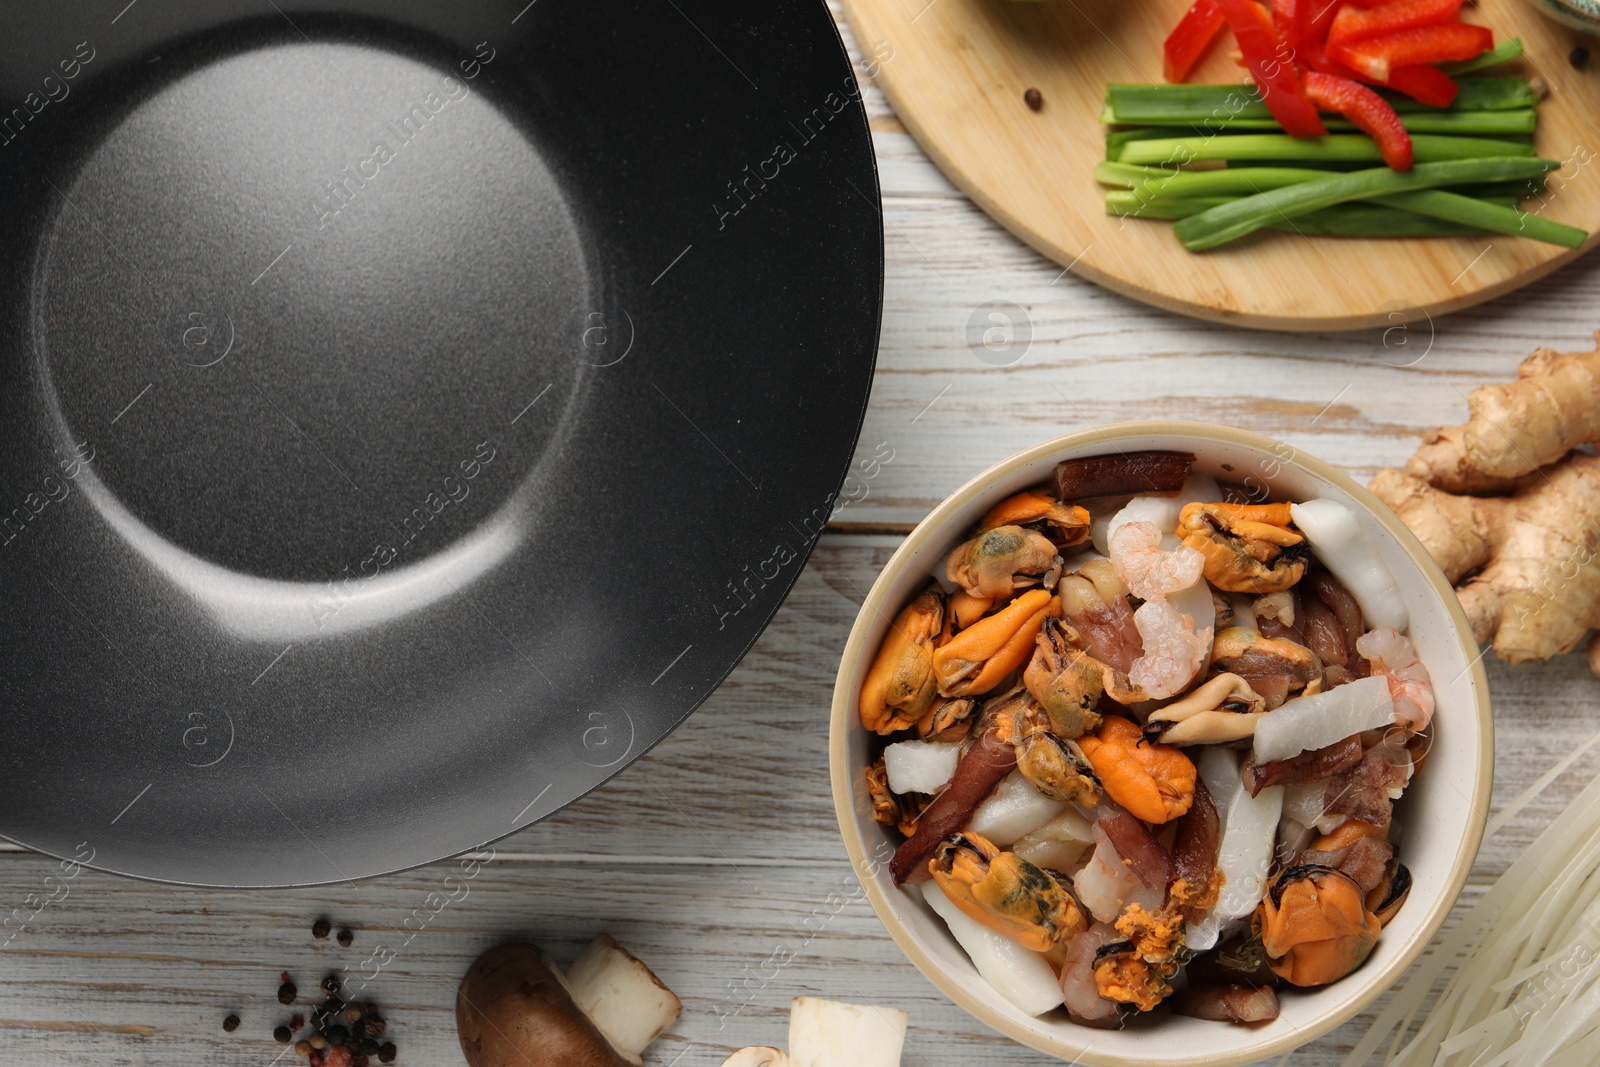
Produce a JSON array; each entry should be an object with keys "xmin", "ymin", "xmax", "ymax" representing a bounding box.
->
[
  {"xmin": 835, "ymin": 190, "xmax": 1600, "ymax": 527},
  {"xmin": 0, "ymin": 537, "xmax": 1597, "ymax": 1065}
]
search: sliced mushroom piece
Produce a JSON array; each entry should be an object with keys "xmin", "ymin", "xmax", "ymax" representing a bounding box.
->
[
  {"xmin": 457, "ymin": 939, "xmax": 680, "ymax": 1067},
  {"xmin": 721, "ymin": 1049, "xmax": 791, "ymax": 1067},
  {"xmin": 565, "ymin": 935, "xmax": 683, "ymax": 1066},
  {"xmin": 789, "ymin": 996, "xmax": 908, "ymax": 1067}
]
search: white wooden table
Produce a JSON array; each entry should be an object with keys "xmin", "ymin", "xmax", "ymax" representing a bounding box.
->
[{"xmin": 5, "ymin": 7, "xmax": 1600, "ymax": 1064}]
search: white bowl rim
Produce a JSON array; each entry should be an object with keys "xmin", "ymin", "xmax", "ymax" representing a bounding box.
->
[{"xmin": 827, "ymin": 420, "xmax": 1494, "ymax": 1066}]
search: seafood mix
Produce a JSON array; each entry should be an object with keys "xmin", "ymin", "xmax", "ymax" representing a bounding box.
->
[{"xmin": 860, "ymin": 451, "xmax": 1430, "ymax": 1027}]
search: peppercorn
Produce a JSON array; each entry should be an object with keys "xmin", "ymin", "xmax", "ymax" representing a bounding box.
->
[
  {"xmin": 321, "ymin": 974, "xmax": 342, "ymax": 997},
  {"xmin": 312, "ymin": 917, "xmax": 332, "ymax": 939},
  {"xmin": 328, "ymin": 1024, "xmax": 349, "ymax": 1048},
  {"xmin": 222, "ymin": 1014, "xmax": 240, "ymax": 1033},
  {"xmin": 295, "ymin": 1039, "xmax": 312, "ymax": 1057},
  {"xmin": 337, "ymin": 927, "xmax": 354, "ymax": 948},
  {"xmin": 361, "ymin": 1037, "xmax": 380, "ymax": 1054},
  {"xmin": 291, "ymin": 1013, "xmax": 305, "ymax": 1031},
  {"xmin": 274, "ymin": 1025, "xmax": 293, "ymax": 1044},
  {"xmin": 344, "ymin": 1005, "xmax": 363, "ymax": 1024},
  {"xmin": 278, "ymin": 980, "xmax": 297, "ymax": 1005},
  {"xmin": 1573, "ymin": 46, "xmax": 1591, "ymax": 70},
  {"xmin": 350, "ymin": 1054, "xmax": 370, "ymax": 1067},
  {"xmin": 1024, "ymin": 87, "xmax": 1043, "ymax": 111},
  {"xmin": 361, "ymin": 1016, "xmax": 387, "ymax": 1039},
  {"xmin": 378, "ymin": 1043, "xmax": 397, "ymax": 1064},
  {"xmin": 309, "ymin": 1032, "xmax": 328, "ymax": 1050}
]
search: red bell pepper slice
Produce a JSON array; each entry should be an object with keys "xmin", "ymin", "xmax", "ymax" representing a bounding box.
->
[
  {"xmin": 1328, "ymin": 0, "xmax": 1463, "ymax": 45},
  {"xmin": 1385, "ymin": 63, "xmax": 1459, "ymax": 106},
  {"xmin": 1164, "ymin": 0, "xmax": 1229, "ymax": 82},
  {"xmin": 1306, "ymin": 0, "xmax": 1346, "ymax": 42},
  {"xmin": 1303, "ymin": 70, "xmax": 1413, "ymax": 170},
  {"xmin": 1328, "ymin": 23, "xmax": 1492, "ymax": 81},
  {"xmin": 1214, "ymin": 0, "xmax": 1328, "ymax": 136},
  {"xmin": 1304, "ymin": 39, "xmax": 1378, "ymax": 81}
]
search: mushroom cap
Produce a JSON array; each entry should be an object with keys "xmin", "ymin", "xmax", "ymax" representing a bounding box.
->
[{"xmin": 457, "ymin": 942, "xmax": 631, "ymax": 1067}]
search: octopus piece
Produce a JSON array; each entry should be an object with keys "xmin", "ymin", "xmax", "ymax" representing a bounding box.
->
[
  {"xmin": 1170, "ymin": 779, "xmax": 1222, "ymax": 924},
  {"xmin": 979, "ymin": 489, "xmax": 1092, "ymax": 550},
  {"xmin": 1211, "ymin": 626, "xmax": 1322, "ymax": 709},
  {"xmin": 932, "ymin": 589, "xmax": 1058, "ymax": 698},
  {"xmin": 860, "ymin": 586, "xmax": 945, "ymax": 734},
  {"xmin": 1078, "ymin": 716, "xmax": 1196, "ymax": 825},
  {"xmin": 1299, "ymin": 570, "xmax": 1368, "ymax": 676},
  {"xmin": 946, "ymin": 525, "xmax": 1062, "ymax": 601},
  {"xmin": 1297, "ymin": 821, "xmax": 1394, "ymax": 896},
  {"xmin": 1257, "ymin": 864, "xmax": 1381, "ymax": 987},
  {"xmin": 1178, "ymin": 501, "xmax": 1311, "ymax": 594},
  {"xmin": 1241, "ymin": 735, "xmax": 1364, "ymax": 797},
  {"xmin": 928, "ymin": 833, "xmax": 1085, "ymax": 952},
  {"xmin": 1109, "ymin": 520, "xmax": 1207, "ymax": 601},
  {"xmin": 1144, "ymin": 673, "xmax": 1268, "ymax": 746},
  {"xmin": 890, "ymin": 728, "xmax": 1017, "ymax": 884},
  {"xmin": 1171, "ymin": 984, "xmax": 1280, "ymax": 1024},
  {"xmin": 1356, "ymin": 627, "xmax": 1436, "ymax": 732},
  {"xmin": 1055, "ymin": 450, "xmax": 1195, "ymax": 500},
  {"xmin": 1129, "ymin": 597, "xmax": 1213, "ymax": 700},
  {"xmin": 1322, "ymin": 731, "xmax": 1413, "ymax": 828},
  {"xmin": 1057, "ymin": 561, "xmax": 1144, "ymax": 675}
]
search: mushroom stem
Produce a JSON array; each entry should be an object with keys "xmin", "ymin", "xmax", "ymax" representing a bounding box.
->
[
  {"xmin": 788, "ymin": 996, "xmax": 908, "ymax": 1067},
  {"xmin": 564, "ymin": 935, "xmax": 683, "ymax": 1066}
]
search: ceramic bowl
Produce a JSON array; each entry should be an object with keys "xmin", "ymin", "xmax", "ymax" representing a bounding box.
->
[{"xmin": 829, "ymin": 421, "xmax": 1493, "ymax": 1066}]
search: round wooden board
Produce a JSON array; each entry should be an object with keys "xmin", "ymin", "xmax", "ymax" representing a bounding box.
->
[{"xmin": 841, "ymin": 0, "xmax": 1600, "ymax": 329}]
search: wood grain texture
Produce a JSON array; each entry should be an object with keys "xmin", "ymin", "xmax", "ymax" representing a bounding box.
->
[
  {"xmin": 838, "ymin": 0, "xmax": 1600, "ymax": 329},
  {"xmin": 5, "ymin": 8, "xmax": 1600, "ymax": 1065},
  {"xmin": 2, "ymin": 540, "xmax": 1599, "ymax": 1066}
]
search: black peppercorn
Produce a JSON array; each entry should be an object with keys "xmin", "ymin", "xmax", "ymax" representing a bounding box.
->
[
  {"xmin": 361, "ymin": 1037, "xmax": 380, "ymax": 1054},
  {"xmin": 321, "ymin": 974, "xmax": 342, "ymax": 997},
  {"xmin": 337, "ymin": 927, "xmax": 354, "ymax": 948},
  {"xmin": 328, "ymin": 1024, "xmax": 349, "ymax": 1048},
  {"xmin": 1573, "ymin": 46, "xmax": 1591, "ymax": 70},
  {"xmin": 1024, "ymin": 87, "xmax": 1043, "ymax": 111},
  {"xmin": 362, "ymin": 1016, "xmax": 387, "ymax": 1039},
  {"xmin": 222, "ymin": 1013, "xmax": 240, "ymax": 1033},
  {"xmin": 278, "ymin": 981, "xmax": 297, "ymax": 1005},
  {"xmin": 312, "ymin": 917, "xmax": 332, "ymax": 939},
  {"xmin": 273, "ymin": 1024, "xmax": 293, "ymax": 1044},
  {"xmin": 378, "ymin": 1042, "xmax": 397, "ymax": 1064}
]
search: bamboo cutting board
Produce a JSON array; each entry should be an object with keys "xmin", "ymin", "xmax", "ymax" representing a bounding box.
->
[{"xmin": 840, "ymin": 0, "xmax": 1600, "ymax": 329}]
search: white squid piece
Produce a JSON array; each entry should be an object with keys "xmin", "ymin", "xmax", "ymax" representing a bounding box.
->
[
  {"xmin": 921, "ymin": 882, "xmax": 1065, "ymax": 1017},
  {"xmin": 1186, "ymin": 748, "xmax": 1284, "ymax": 952},
  {"xmin": 883, "ymin": 739, "xmax": 961, "ymax": 796},
  {"xmin": 1252, "ymin": 675, "xmax": 1394, "ymax": 764},
  {"xmin": 1289, "ymin": 498, "xmax": 1410, "ymax": 632},
  {"xmin": 966, "ymin": 771, "xmax": 1068, "ymax": 848}
]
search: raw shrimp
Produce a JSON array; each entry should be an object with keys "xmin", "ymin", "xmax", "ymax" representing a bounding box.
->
[
  {"xmin": 1059, "ymin": 922, "xmax": 1125, "ymax": 1025},
  {"xmin": 1129, "ymin": 597, "xmax": 1212, "ymax": 699},
  {"xmin": 1356, "ymin": 627, "xmax": 1435, "ymax": 731},
  {"xmin": 1073, "ymin": 822, "xmax": 1164, "ymax": 924},
  {"xmin": 1110, "ymin": 520, "xmax": 1206, "ymax": 601}
]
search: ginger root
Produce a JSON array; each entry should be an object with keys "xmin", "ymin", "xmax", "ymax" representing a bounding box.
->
[
  {"xmin": 1405, "ymin": 332, "xmax": 1600, "ymax": 493},
  {"xmin": 1371, "ymin": 331, "xmax": 1600, "ymax": 675}
]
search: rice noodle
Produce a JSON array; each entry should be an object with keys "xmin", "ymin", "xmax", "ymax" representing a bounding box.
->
[{"xmin": 1343, "ymin": 743, "xmax": 1600, "ymax": 1065}]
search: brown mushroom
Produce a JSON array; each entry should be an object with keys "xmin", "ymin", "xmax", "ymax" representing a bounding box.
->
[{"xmin": 457, "ymin": 938, "xmax": 681, "ymax": 1067}]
